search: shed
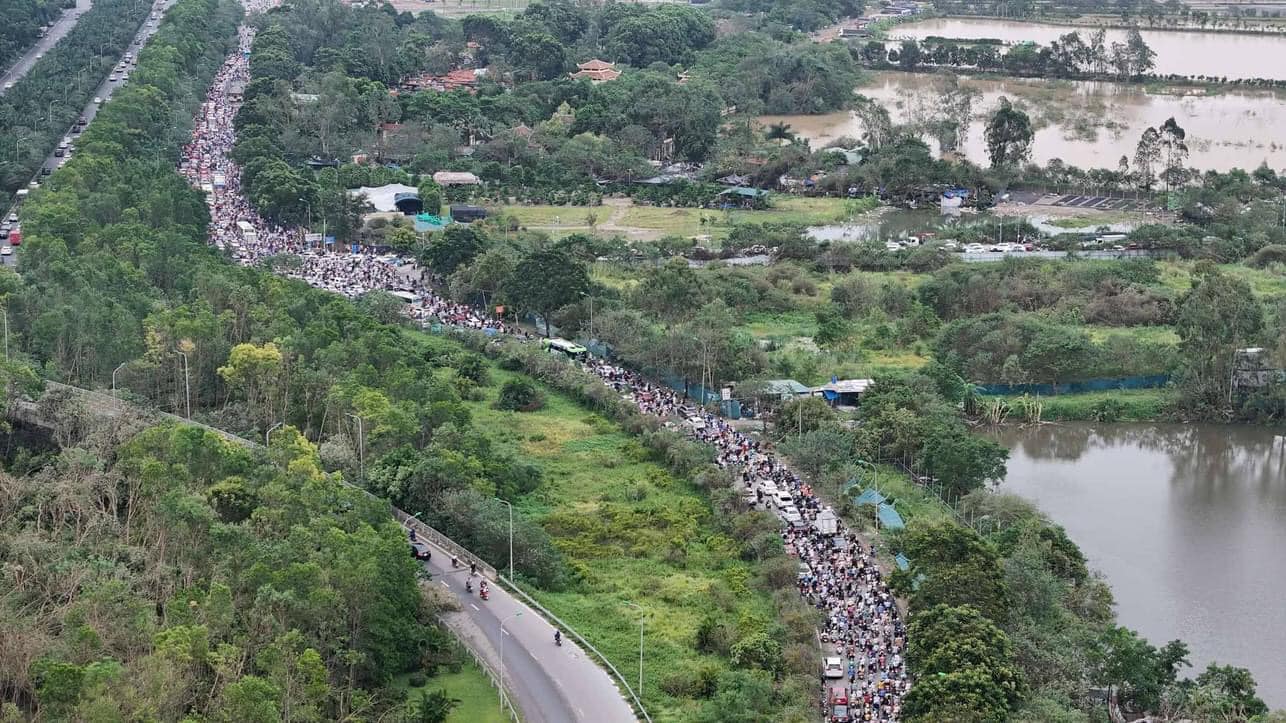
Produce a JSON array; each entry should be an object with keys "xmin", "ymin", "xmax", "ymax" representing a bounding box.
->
[
  {"xmin": 450, "ymin": 204, "xmax": 487, "ymax": 223},
  {"xmin": 762, "ymin": 379, "xmax": 811, "ymax": 399},
  {"xmin": 433, "ymin": 171, "xmax": 481, "ymax": 186},
  {"xmin": 812, "ymin": 378, "xmax": 873, "ymax": 407},
  {"xmin": 393, "ymin": 192, "xmax": 423, "ymax": 215}
]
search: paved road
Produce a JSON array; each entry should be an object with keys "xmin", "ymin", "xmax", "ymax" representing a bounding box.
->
[
  {"xmin": 2, "ymin": 0, "xmax": 170, "ymax": 267},
  {"xmin": 0, "ymin": 0, "xmax": 93, "ymax": 94},
  {"xmin": 413, "ymin": 531, "xmax": 637, "ymax": 723}
]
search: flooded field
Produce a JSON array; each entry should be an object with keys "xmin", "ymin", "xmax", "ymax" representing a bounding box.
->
[
  {"xmin": 893, "ymin": 17, "xmax": 1286, "ymax": 80},
  {"xmin": 759, "ymin": 71, "xmax": 1286, "ymax": 171}
]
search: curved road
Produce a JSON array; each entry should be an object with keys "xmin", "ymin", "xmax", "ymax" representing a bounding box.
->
[
  {"xmin": 0, "ymin": 0, "xmax": 93, "ymax": 93},
  {"xmin": 411, "ymin": 530, "xmax": 637, "ymax": 723}
]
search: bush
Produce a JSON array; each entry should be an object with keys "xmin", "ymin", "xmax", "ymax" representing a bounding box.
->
[
  {"xmin": 1246, "ymin": 244, "xmax": 1286, "ymax": 268},
  {"xmin": 495, "ymin": 378, "xmax": 545, "ymax": 411},
  {"xmin": 407, "ymin": 673, "xmax": 427, "ymax": 687}
]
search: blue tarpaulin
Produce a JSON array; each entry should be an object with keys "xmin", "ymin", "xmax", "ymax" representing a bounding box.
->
[
  {"xmin": 877, "ymin": 503, "xmax": 905, "ymax": 530},
  {"xmin": 853, "ymin": 489, "xmax": 886, "ymax": 506},
  {"xmin": 895, "ymin": 553, "xmax": 910, "ymax": 571}
]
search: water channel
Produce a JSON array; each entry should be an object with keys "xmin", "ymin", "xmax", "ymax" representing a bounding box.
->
[
  {"xmin": 992, "ymin": 422, "xmax": 1286, "ymax": 707},
  {"xmin": 893, "ymin": 17, "xmax": 1286, "ymax": 81},
  {"xmin": 758, "ymin": 71, "xmax": 1286, "ymax": 171}
]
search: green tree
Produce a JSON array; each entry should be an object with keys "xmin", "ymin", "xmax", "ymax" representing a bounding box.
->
[
  {"xmin": 504, "ymin": 247, "xmax": 591, "ymax": 336},
  {"xmin": 410, "ymin": 689, "xmax": 460, "ymax": 723},
  {"xmin": 1173, "ymin": 267, "xmax": 1263, "ymax": 410},
  {"xmin": 895, "ymin": 521, "xmax": 1010, "ymax": 623},
  {"xmin": 903, "ymin": 605, "xmax": 1024, "ymax": 722},
  {"xmin": 983, "ymin": 97, "xmax": 1034, "ymax": 169},
  {"xmin": 423, "ymin": 225, "xmax": 489, "ymax": 275}
]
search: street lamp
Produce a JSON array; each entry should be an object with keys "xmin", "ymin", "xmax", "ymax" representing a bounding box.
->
[
  {"xmin": 172, "ymin": 350, "xmax": 190, "ymax": 418},
  {"xmin": 112, "ymin": 361, "xmax": 128, "ymax": 398},
  {"xmin": 47, "ymin": 99, "xmax": 59, "ymax": 125},
  {"xmin": 499, "ymin": 611, "xmax": 523, "ymax": 716},
  {"xmin": 346, "ymin": 413, "xmax": 364, "ymax": 484},
  {"xmin": 266, "ymin": 421, "xmax": 283, "ymax": 447},
  {"xmin": 494, "ymin": 497, "xmax": 513, "ymax": 582},
  {"xmin": 622, "ymin": 601, "xmax": 645, "ymax": 703},
  {"xmin": 13, "ymin": 135, "xmax": 30, "ymax": 163},
  {"xmin": 298, "ymin": 197, "xmax": 312, "ymax": 238}
]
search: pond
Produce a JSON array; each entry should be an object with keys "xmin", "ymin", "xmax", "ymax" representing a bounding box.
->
[
  {"xmin": 893, "ymin": 17, "xmax": 1286, "ymax": 81},
  {"xmin": 992, "ymin": 422, "xmax": 1286, "ymax": 708},
  {"xmin": 758, "ymin": 71, "xmax": 1286, "ymax": 171}
]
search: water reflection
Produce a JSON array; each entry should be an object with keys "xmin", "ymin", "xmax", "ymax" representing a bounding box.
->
[{"xmin": 993, "ymin": 423, "xmax": 1286, "ymax": 707}]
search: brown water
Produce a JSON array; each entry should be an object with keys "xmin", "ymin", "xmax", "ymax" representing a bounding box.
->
[
  {"xmin": 993, "ymin": 422, "xmax": 1286, "ymax": 707},
  {"xmin": 895, "ymin": 17, "xmax": 1286, "ymax": 80},
  {"xmin": 758, "ymin": 71, "xmax": 1286, "ymax": 171}
]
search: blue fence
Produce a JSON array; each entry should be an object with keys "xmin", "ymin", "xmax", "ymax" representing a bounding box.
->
[{"xmin": 974, "ymin": 374, "xmax": 1170, "ymax": 397}]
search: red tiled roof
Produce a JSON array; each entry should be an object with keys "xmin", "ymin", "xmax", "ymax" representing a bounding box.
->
[
  {"xmin": 570, "ymin": 68, "xmax": 621, "ymax": 82},
  {"xmin": 576, "ymin": 59, "xmax": 615, "ymax": 71}
]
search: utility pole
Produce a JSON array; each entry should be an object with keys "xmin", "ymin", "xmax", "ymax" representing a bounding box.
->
[
  {"xmin": 173, "ymin": 350, "xmax": 190, "ymax": 418},
  {"xmin": 347, "ymin": 413, "xmax": 364, "ymax": 484},
  {"xmin": 112, "ymin": 361, "xmax": 127, "ymax": 398}
]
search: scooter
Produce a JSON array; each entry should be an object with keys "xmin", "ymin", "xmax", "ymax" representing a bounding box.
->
[{"xmin": 480, "ymin": 585, "xmax": 489, "ymax": 601}]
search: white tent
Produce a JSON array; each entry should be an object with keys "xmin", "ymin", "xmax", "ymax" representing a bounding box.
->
[{"xmin": 349, "ymin": 183, "xmax": 420, "ymax": 212}]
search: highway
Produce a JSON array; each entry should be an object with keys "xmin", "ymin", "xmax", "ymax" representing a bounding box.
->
[
  {"xmin": 413, "ymin": 531, "xmax": 637, "ymax": 723},
  {"xmin": 2, "ymin": 0, "xmax": 170, "ymax": 267},
  {"xmin": 0, "ymin": 0, "xmax": 93, "ymax": 94}
]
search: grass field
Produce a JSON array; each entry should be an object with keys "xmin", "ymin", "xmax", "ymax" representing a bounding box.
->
[
  {"xmin": 394, "ymin": 661, "xmax": 507, "ymax": 723},
  {"xmin": 497, "ymin": 196, "xmax": 852, "ymax": 242},
  {"xmin": 463, "ymin": 365, "xmax": 781, "ymax": 721},
  {"xmin": 984, "ymin": 387, "xmax": 1178, "ymax": 422}
]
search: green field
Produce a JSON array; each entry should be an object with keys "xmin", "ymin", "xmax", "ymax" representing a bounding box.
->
[
  {"xmin": 984, "ymin": 387, "xmax": 1178, "ymax": 422},
  {"xmin": 463, "ymin": 365, "xmax": 782, "ymax": 721},
  {"xmin": 394, "ymin": 661, "xmax": 508, "ymax": 723},
  {"xmin": 497, "ymin": 196, "xmax": 854, "ymax": 241}
]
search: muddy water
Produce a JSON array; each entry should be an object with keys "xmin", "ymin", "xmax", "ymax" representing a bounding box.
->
[
  {"xmin": 757, "ymin": 71, "xmax": 1286, "ymax": 171},
  {"xmin": 993, "ymin": 423, "xmax": 1286, "ymax": 708},
  {"xmin": 894, "ymin": 17, "xmax": 1286, "ymax": 80}
]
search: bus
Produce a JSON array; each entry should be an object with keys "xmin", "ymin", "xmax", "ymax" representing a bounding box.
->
[
  {"xmin": 541, "ymin": 338, "xmax": 587, "ymax": 359},
  {"xmin": 236, "ymin": 220, "xmax": 258, "ymax": 245}
]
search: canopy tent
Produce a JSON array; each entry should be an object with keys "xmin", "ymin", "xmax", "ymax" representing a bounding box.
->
[
  {"xmin": 877, "ymin": 503, "xmax": 905, "ymax": 530},
  {"xmin": 852, "ymin": 488, "xmax": 886, "ymax": 507},
  {"xmin": 350, "ymin": 183, "xmax": 419, "ymax": 213}
]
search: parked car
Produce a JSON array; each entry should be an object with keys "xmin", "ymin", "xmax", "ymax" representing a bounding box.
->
[
  {"xmin": 93, "ymin": 96, "xmax": 103, "ymax": 104},
  {"xmin": 1, "ymin": 247, "xmax": 12, "ymax": 257},
  {"xmin": 410, "ymin": 541, "xmax": 432, "ymax": 560}
]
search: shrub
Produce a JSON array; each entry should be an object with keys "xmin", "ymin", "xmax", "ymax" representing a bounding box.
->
[{"xmin": 495, "ymin": 378, "xmax": 545, "ymax": 411}]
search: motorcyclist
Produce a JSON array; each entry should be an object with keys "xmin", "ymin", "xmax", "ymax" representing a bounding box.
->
[
  {"xmin": 451, "ymin": 555, "xmax": 459, "ymax": 569},
  {"xmin": 465, "ymin": 579, "xmax": 473, "ymax": 594},
  {"xmin": 554, "ymin": 630, "xmax": 562, "ymax": 646},
  {"xmin": 470, "ymin": 561, "xmax": 478, "ymax": 577}
]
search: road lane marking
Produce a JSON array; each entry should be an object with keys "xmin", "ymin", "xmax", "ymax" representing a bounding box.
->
[
  {"xmin": 439, "ymin": 581, "xmax": 449, "ymax": 588},
  {"xmin": 470, "ymin": 603, "xmax": 479, "ymax": 611},
  {"xmin": 501, "ymin": 628, "xmax": 510, "ymax": 636}
]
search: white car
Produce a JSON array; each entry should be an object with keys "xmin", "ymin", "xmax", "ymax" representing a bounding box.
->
[
  {"xmin": 780, "ymin": 506, "xmax": 803, "ymax": 525},
  {"xmin": 964, "ymin": 243, "xmax": 986, "ymax": 253},
  {"xmin": 93, "ymin": 96, "xmax": 102, "ymax": 104},
  {"xmin": 1, "ymin": 247, "xmax": 12, "ymax": 256},
  {"xmin": 884, "ymin": 241, "xmax": 902, "ymax": 251},
  {"xmin": 823, "ymin": 657, "xmax": 844, "ymax": 679}
]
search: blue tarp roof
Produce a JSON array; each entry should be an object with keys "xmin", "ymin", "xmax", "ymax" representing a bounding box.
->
[
  {"xmin": 895, "ymin": 553, "xmax": 910, "ymax": 571},
  {"xmin": 877, "ymin": 503, "xmax": 905, "ymax": 530},
  {"xmin": 853, "ymin": 488, "xmax": 886, "ymax": 506}
]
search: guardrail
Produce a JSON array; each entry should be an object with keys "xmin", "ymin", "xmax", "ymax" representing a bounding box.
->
[
  {"xmin": 16, "ymin": 380, "xmax": 633, "ymax": 721},
  {"xmin": 392, "ymin": 507, "xmax": 498, "ymax": 581},
  {"xmin": 437, "ymin": 615, "xmax": 521, "ymax": 723},
  {"xmin": 496, "ymin": 575, "xmax": 652, "ymax": 723}
]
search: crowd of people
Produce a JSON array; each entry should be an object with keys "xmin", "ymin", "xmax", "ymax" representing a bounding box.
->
[{"xmin": 181, "ymin": 13, "xmax": 909, "ymax": 721}]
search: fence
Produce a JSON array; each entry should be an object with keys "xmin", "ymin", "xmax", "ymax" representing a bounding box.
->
[
  {"xmin": 974, "ymin": 374, "xmax": 1170, "ymax": 397},
  {"xmin": 497, "ymin": 576, "xmax": 652, "ymax": 723},
  {"xmin": 392, "ymin": 508, "xmax": 498, "ymax": 581},
  {"xmin": 434, "ymin": 616, "xmax": 521, "ymax": 723}
]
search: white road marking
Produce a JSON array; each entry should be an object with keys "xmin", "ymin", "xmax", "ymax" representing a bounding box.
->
[
  {"xmin": 439, "ymin": 580, "xmax": 449, "ymax": 588},
  {"xmin": 470, "ymin": 603, "xmax": 479, "ymax": 611},
  {"xmin": 501, "ymin": 628, "xmax": 510, "ymax": 636}
]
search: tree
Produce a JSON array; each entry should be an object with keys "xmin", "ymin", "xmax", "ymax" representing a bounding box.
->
[
  {"xmin": 409, "ymin": 689, "xmax": 460, "ymax": 723},
  {"xmin": 504, "ymin": 247, "xmax": 591, "ymax": 336},
  {"xmin": 898, "ymin": 39, "xmax": 922, "ymax": 70},
  {"xmin": 1183, "ymin": 663, "xmax": 1268, "ymax": 721},
  {"xmin": 496, "ymin": 378, "xmax": 545, "ymax": 411},
  {"xmin": 903, "ymin": 605, "xmax": 1024, "ymax": 722},
  {"xmin": 1173, "ymin": 267, "xmax": 1263, "ymax": 410},
  {"xmin": 1158, "ymin": 117, "xmax": 1189, "ymax": 191},
  {"xmin": 1134, "ymin": 126, "xmax": 1162, "ymax": 189},
  {"xmin": 217, "ymin": 342, "xmax": 286, "ymax": 432},
  {"xmin": 417, "ymin": 179, "xmax": 444, "ymax": 215},
  {"xmin": 422, "ymin": 225, "xmax": 489, "ymax": 275},
  {"xmin": 1093, "ymin": 627, "xmax": 1189, "ymax": 712},
  {"xmin": 895, "ymin": 521, "xmax": 1010, "ymax": 623},
  {"xmin": 983, "ymin": 97, "xmax": 1033, "ymax": 169}
]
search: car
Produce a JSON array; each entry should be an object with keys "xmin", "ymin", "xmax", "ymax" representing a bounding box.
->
[
  {"xmin": 53, "ymin": 147, "xmax": 64, "ymax": 157},
  {"xmin": 5, "ymin": 214, "xmax": 16, "ymax": 224},
  {"xmin": 1, "ymin": 247, "xmax": 11, "ymax": 257},
  {"xmin": 823, "ymin": 656, "xmax": 845, "ymax": 679},
  {"xmin": 884, "ymin": 241, "xmax": 902, "ymax": 251},
  {"xmin": 829, "ymin": 686, "xmax": 851, "ymax": 722},
  {"xmin": 40, "ymin": 167, "xmax": 52, "ymax": 176},
  {"xmin": 773, "ymin": 491, "xmax": 794, "ymax": 509},
  {"xmin": 109, "ymin": 74, "xmax": 119, "ymax": 82},
  {"xmin": 410, "ymin": 541, "xmax": 432, "ymax": 560},
  {"xmin": 780, "ymin": 506, "xmax": 803, "ymax": 526},
  {"xmin": 93, "ymin": 96, "xmax": 102, "ymax": 104},
  {"xmin": 2, "ymin": 82, "xmax": 12, "ymax": 91}
]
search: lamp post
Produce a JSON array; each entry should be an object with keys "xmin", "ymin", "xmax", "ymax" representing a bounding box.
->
[
  {"xmin": 499, "ymin": 611, "xmax": 523, "ymax": 715},
  {"xmin": 14, "ymin": 135, "xmax": 30, "ymax": 163},
  {"xmin": 622, "ymin": 601, "xmax": 645, "ymax": 703},
  {"xmin": 298, "ymin": 197, "xmax": 312, "ymax": 244},
  {"xmin": 347, "ymin": 413, "xmax": 364, "ymax": 484},
  {"xmin": 112, "ymin": 361, "xmax": 127, "ymax": 398},
  {"xmin": 266, "ymin": 421, "xmax": 283, "ymax": 447},
  {"xmin": 47, "ymin": 99, "xmax": 59, "ymax": 125},
  {"xmin": 172, "ymin": 350, "xmax": 190, "ymax": 418},
  {"xmin": 494, "ymin": 497, "xmax": 513, "ymax": 582}
]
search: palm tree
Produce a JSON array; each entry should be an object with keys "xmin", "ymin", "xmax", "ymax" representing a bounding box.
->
[
  {"xmin": 765, "ymin": 122, "xmax": 796, "ymax": 142},
  {"xmin": 410, "ymin": 689, "xmax": 460, "ymax": 723}
]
